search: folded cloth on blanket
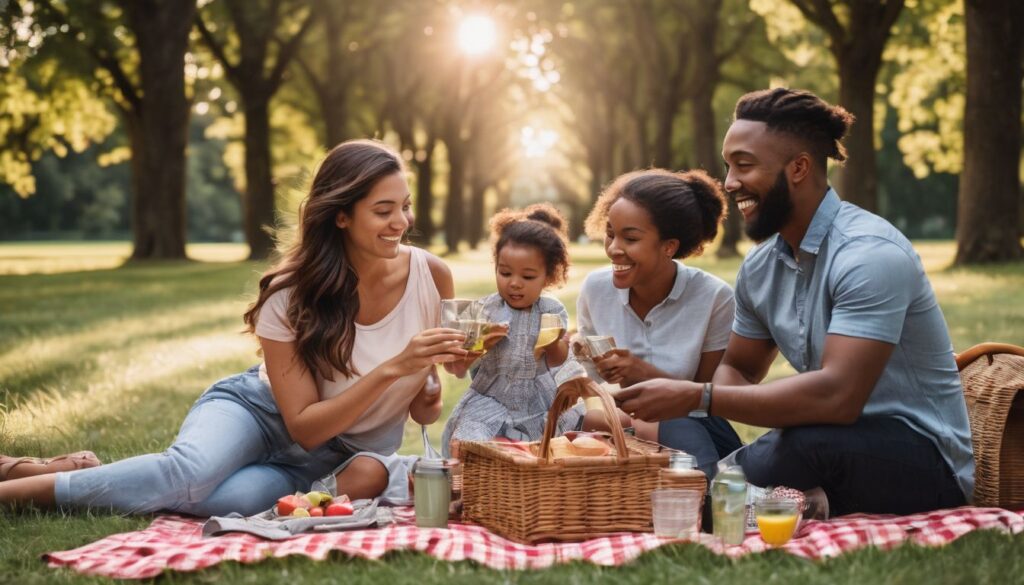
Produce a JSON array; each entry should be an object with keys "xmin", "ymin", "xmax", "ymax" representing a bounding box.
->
[
  {"xmin": 44, "ymin": 506, "xmax": 1024, "ymax": 579},
  {"xmin": 202, "ymin": 499, "xmax": 394, "ymax": 540}
]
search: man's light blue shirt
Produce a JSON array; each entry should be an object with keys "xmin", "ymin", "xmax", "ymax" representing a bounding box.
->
[{"xmin": 733, "ymin": 188, "xmax": 975, "ymax": 500}]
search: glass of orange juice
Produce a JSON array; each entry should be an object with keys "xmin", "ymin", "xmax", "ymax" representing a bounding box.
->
[{"xmin": 754, "ymin": 497, "xmax": 801, "ymax": 546}]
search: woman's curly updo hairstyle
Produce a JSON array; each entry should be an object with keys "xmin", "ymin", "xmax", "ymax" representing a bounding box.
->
[{"xmin": 584, "ymin": 168, "xmax": 727, "ymax": 259}]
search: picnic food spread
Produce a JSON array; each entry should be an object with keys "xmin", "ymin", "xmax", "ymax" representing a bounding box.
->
[
  {"xmin": 275, "ymin": 491, "xmax": 353, "ymax": 518},
  {"xmin": 484, "ymin": 433, "xmax": 616, "ymax": 459},
  {"xmin": 459, "ymin": 377, "xmax": 681, "ymax": 543}
]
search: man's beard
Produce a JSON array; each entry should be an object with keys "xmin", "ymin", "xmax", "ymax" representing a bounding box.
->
[{"xmin": 742, "ymin": 170, "xmax": 794, "ymax": 242}]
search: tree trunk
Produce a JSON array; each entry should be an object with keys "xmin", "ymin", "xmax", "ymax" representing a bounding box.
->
[
  {"xmin": 243, "ymin": 96, "xmax": 276, "ymax": 259},
  {"xmin": 792, "ymin": 0, "xmax": 905, "ymax": 215},
  {"xmin": 835, "ymin": 55, "xmax": 882, "ymax": 214},
  {"xmin": 955, "ymin": 0, "xmax": 1024, "ymax": 264},
  {"xmin": 126, "ymin": 0, "xmax": 193, "ymax": 260},
  {"xmin": 322, "ymin": 90, "xmax": 348, "ymax": 148},
  {"xmin": 652, "ymin": 100, "xmax": 678, "ymax": 169},
  {"xmin": 601, "ymin": 101, "xmax": 616, "ymax": 195},
  {"xmin": 633, "ymin": 111, "xmax": 650, "ymax": 168},
  {"xmin": 195, "ymin": 0, "xmax": 315, "ymax": 260},
  {"xmin": 321, "ymin": 0, "xmax": 348, "ymax": 147},
  {"xmin": 690, "ymin": 87, "xmax": 739, "ymax": 259},
  {"xmin": 413, "ymin": 140, "xmax": 436, "ymax": 245},
  {"xmin": 466, "ymin": 173, "xmax": 487, "ymax": 249},
  {"xmin": 588, "ymin": 149, "xmax": 604, "ymax": 210},
  {"xmin": 444, "ymin": 142, "xmax": 466, "ymax": 254}
]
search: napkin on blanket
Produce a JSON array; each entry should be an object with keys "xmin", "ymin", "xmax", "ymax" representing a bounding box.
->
[{"xmin": 202, "ymin": 499, "xmax": 394, "ymax": 540}]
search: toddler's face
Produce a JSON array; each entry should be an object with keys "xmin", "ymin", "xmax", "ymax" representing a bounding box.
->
[{"xmin": 495, "ymin": 243, "xmax": 549, "ymax": 310}]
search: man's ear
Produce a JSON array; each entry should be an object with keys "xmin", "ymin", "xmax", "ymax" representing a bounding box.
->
[
  {"xmin": 788, "ymin": 152, "xmax": 813, "ymax": 185},
  {"xmin": 335, "ymin": 210, "xmax": 349, "ymax": 229}
]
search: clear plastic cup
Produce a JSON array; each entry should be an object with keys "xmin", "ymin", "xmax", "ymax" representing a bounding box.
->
[
  {"xmin": 754, "ymin": 497, "xmax": 801, "ymax": 546},
  {"xmin": 651, "ymin": 488, "xmax": 702, "ymax": 539}
]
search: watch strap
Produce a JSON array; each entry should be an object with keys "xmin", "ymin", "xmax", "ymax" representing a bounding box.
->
[{"xmin": 689, "ymin": 382, "xmax": 712, "ymax": 418}]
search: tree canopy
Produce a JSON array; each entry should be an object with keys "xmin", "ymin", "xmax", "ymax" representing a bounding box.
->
[{"xmin": 1, "ymin": 0, "xmax": 1021, "ymax": 264}]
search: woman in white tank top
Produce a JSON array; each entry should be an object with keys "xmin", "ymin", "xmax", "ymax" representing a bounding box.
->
[{"xmin": 0, "ymin": 140, "xmax": 467, "ymax": 516}]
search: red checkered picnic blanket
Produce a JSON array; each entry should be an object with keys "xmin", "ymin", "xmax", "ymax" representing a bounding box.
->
[{"xmin": 44, "ymin": 506, "xmax": 1024, "ymax": 579}]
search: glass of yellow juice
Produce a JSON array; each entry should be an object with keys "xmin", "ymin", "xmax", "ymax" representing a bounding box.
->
[
  {"xmin": 535, "ymin": 313, "xmax": 564, "ymax": 352},
  {"xmin": 754, "ymin": 497, "xmax": 801, "ymax": 546},
  {"xmin": 440, "ymin": 299, "xmax": 482, "ymax": 350}
]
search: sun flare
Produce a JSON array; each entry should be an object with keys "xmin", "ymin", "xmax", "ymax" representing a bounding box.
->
[
  {"xmin": 457, "ymin": 15, "xmax": 497, "ymax": 56},
  {"xmin": 521, "ymin": 126, "xmax": 558, "ymax": 158}
]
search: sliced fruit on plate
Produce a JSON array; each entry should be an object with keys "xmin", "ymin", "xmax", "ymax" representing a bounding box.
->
[
  {"xmin": 275, "ymin": 493, "xmax": 310, "ymax": 516},
  {"xmin": 325, "ymin": 501, "xmax": 354, "ymax": 516}
]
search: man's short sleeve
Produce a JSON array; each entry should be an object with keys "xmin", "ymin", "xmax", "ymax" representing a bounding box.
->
[
  {"xmin": 827, "ymin": 239, "xmax": 917, "ymax": 344},
  {"xmin": 254, "ymin": 288, "xmax": 296, "ymax": 342},
  {"xmin": 732, "ymin": 265, "xmax": 772, "ymax": 340},
  {"xmin": 702, "ymin": 283, "xmax": 735, "ymax": 351}
]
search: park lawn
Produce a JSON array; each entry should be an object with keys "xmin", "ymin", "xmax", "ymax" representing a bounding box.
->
[{"xmin": 1, "ymin": 240, "xmax": 1023, "ymax": 584}]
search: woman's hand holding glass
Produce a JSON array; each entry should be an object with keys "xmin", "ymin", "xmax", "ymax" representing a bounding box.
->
[
  {"xmin": 387, "ymin": 328, "xmax": 468, "ymax": 378},
  {"xmin": 593, "ymin": 348, "xmax": 657, "ymax": 386}
]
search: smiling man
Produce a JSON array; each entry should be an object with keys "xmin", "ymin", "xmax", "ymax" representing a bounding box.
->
[{"xmin": 616, "ymin": 88, "xmax": 974, "ymax": 516}]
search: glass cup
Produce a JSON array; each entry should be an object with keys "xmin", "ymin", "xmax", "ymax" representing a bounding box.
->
[
  {"xmin": 475, "ymin": 303, "xmax": 509, "ymax": 353},
  {"xmin": 585, "ymin": 335, "xmax": 616, "ymax": 358},
  {"xmin": 440, "ymin": 299, "xmax": 483, "ymax": 350},
  {"xmin": 535, "ymin": 313, "xmax": 565, "ymax": 352},
  {"xmin": 754, "ymin": 497, "xmax": 801, "ymax": 546},
  {"xmin": 650, "ymin": 488, "xmax": 702, "ymax": 539}
]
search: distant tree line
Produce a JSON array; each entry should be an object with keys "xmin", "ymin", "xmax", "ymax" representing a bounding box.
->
[{"xmin": 0, "ymin": 0, "xmax": 1020, "ymax": 264}]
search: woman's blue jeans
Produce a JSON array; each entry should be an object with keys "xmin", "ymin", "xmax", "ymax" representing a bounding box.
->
[{"xmin": 54, "ymin": 368, "xmax": 351, "ymax": 517}]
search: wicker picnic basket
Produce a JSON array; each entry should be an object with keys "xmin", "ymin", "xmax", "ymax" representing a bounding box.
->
[
  {"xmin": 459, "ymin": 375, "xmax": 675, "ymax": 544},
  {"xmin": 956, "ymin": 343, "xmax": 1024, "ymax": 508}
]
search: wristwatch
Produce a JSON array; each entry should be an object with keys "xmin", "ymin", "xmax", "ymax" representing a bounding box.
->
[{"xmin": 688, "ymin": 382, "xmax": 712, "ymax": 418}]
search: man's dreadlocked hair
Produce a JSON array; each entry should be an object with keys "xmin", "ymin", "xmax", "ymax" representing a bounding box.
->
[{"xmin": 734, "ymin": 88, "xmax": 855, "ymax": 169}]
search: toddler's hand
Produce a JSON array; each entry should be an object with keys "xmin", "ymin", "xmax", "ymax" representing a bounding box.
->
[
  {"xmin": 443, "ymin": 350, "xmax": 484, "ymax": 379},
  {"xmin": 481, "ymin": 323, "xmax": 509, "ymax": 350}
]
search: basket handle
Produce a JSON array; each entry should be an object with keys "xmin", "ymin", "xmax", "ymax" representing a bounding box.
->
[
  {"xmin": 955, "ymin": 343, "xmax": 1024, "ymax": 371},
  {"xmin": 538, "ymin": 376, "xmax": 630, "ymax": 462}
]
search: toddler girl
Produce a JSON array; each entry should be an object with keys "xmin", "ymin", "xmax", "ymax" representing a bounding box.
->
[{"xmin": 442, "ymin": 203, "xmax": 582, "ymax": 455}]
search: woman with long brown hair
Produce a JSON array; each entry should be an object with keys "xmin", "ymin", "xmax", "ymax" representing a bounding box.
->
[{"xmin": 0, "ymin": 139, "xmax": 466, "ymax": 515}]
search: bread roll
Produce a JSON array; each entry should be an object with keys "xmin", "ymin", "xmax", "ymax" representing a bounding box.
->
[
  {"xmin": 547, "ymin": 436, "xmax": 575, "ymax": 459},
  {"xmin": 571, "ymin": 435, "xmax": 611, "ymax": 456}
]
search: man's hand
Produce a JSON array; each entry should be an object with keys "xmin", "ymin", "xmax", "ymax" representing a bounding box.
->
[
  {"xmin": 613, "ymin": 378, "xmax": 701, "ymax": 422},
  {"xmin": 593, "ymin": 348, "xmax": 658, "ymax": 386}
]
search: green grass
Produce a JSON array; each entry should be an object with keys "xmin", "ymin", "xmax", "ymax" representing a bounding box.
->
[{"xmin": 2, "ymin": 241, "xmax": 1023, "ymax": 583}]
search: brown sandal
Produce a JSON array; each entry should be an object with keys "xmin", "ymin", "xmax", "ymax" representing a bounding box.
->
[{"xmin": 0, "ymin": 450, "xmax": 102, "ymax": 481}]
